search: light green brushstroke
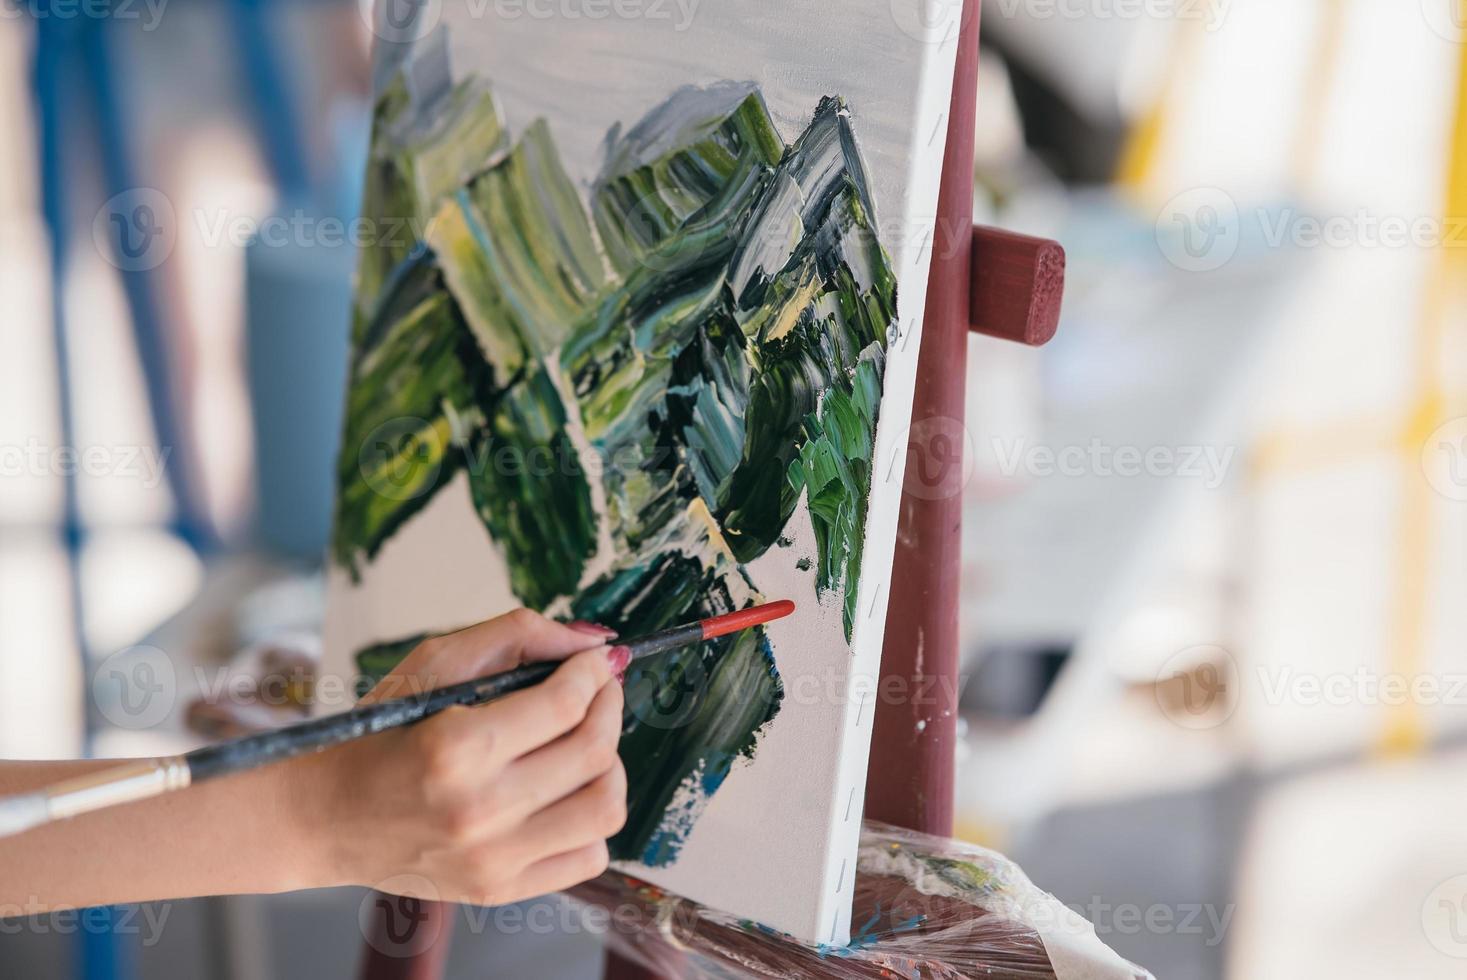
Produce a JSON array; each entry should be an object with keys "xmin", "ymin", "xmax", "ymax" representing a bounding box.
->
[
  {"xmin": 592, "ymin": 83, "xmax": 784, "ymax": 277},
  {"xmin": 401, "ymin": 80, "xmax": 505, "ymax": 214},
  {"xmin": 432, "ymin": 119, "xmax": 605, "ymax": 378},
  {"xmin": 355, "ymin": 74, "xmax": 507, "ymax": 325}
]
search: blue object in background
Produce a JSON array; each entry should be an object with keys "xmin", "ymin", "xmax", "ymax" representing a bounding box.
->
[
  {"xmin": 244, "ymin": 223, "xmax": 356, "ymax": 561},
  {"xmin": 245, "ymin": 98, "xmax": 367, "ymax": 561}
]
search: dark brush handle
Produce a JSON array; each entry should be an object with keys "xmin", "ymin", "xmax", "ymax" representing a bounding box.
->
[{"xmin": 184, "ymin": 661, "xmax": 559, "ymax": 782}]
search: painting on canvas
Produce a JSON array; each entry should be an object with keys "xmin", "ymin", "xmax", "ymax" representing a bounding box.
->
[{"xmin": 325, "ymin": 0, "xmax": 960, "ymax": 943}]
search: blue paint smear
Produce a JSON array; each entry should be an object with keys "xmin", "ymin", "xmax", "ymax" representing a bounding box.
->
[{"xmin": 638, "ymin": 748, "xmax": 738, "ymax": 866}]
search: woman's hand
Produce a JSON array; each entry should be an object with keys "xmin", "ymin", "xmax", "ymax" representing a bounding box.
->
[{"xmin": 297, "ymin": 609, "xmax": 628, "ymax": 906}]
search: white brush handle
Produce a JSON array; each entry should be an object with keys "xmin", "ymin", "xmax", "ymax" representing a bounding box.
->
[{"xmin": 0, "ymin": 757, "xmax": 190, "ymax": 840}]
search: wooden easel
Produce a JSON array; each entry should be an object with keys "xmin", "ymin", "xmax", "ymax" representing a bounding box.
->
[{"xmin": 360, "ymin": 1, "xmax": 1066, "ymax": 975}]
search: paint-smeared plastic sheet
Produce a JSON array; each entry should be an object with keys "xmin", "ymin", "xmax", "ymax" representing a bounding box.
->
[{"xmin": 570, "ymin": 820, "xmax": 1154, "ymax": 979}]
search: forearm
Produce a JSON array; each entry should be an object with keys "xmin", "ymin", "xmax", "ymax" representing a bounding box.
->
[
  {"xmin": 0, "ymin": 755, "xmax": 340, "ymax": 911},
  {"xmin": 0, "ymin": 611, "xmax": 623, "ymax": 915}
]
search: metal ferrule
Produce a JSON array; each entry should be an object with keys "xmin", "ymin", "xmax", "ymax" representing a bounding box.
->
[{"xmin": 45, "ymin": 756, "xmax": 192, "ymax": 821}]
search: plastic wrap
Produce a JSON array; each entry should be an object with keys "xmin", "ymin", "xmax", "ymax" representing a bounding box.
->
[{"xmin": 570, "ymin": 820, "xmax": 1153, "ymax": 980}]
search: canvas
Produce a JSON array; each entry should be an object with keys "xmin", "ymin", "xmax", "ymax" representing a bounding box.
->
[{"xmin": 324, "ymin": 0, "xmax": 960, "ymax": 944}]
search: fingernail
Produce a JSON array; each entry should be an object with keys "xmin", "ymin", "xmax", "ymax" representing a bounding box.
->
[
  {"xmin": 606, "ymin": 646, "xmax": 631, "ymax": 678},
  {"xmin": 568, "ymin": 620, "xmax": 618, "ymax": 638}
]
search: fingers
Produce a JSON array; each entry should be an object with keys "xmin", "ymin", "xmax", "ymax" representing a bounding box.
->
[
  {"xmin": 489, "ymin": 681, "xmax": 623, "ymax": 822},
  {"xmin": 430, "ymin": 609, "xmax": 618, "ymax": 679},
  {"xmin": 365, "ymin": 609, "xmax": 614, "ymax": 703},
  {"xmin": 415, "ymin": 647, "xmax": 615, "ymax": 779},
  {"xmin": 516, "ymin": 762, "xmax": 627, "ymax": 864},
  {"xmin": 512, "ymin": 840, "xmax": 612, "ymax": 899}
]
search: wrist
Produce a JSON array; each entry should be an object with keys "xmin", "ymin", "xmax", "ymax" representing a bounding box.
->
[{"xmin": 267, "ymin": 751, "xmax": 352, "ymax": 893}]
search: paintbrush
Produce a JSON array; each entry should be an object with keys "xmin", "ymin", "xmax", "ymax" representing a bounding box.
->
[{"xmin": 0, "ymin": 599, "xmax": 795, "ymax": 840}]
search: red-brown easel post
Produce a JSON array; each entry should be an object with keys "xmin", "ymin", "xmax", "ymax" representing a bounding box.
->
[
  {"xmin": 865, "ymin": 0, "xmax": 1067, "ymax": 840},
  {"xmin": 362, "ymin": 0, "xmax": 1065, "ymax": 973}
]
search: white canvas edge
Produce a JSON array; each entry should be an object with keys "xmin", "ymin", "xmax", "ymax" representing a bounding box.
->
[
  {"xmin": 601, "ymin": 29, "xmax": 963, "ymax": 946},
  {"xmin": 809, "ymin": 29, "xmax": 963, "ymax": 947}
]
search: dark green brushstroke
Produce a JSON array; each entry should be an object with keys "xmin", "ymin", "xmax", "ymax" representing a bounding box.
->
[
  {"xmin": 339, "ymin": 60, "xmax": 895, "ymax": 865},
  {"xmin": 465, "ymin": 369, "xmax": 596, "ymax": 609},
  {"xmin": 568, "ymin": 555, "xmax": 782, "ymax": 863},
  {"xmin": 712, "ymin": 99, "xmax": 897, "ymax": 577},
  {"xmin": 620, "ymin": 627, "xmax": 782, "ymax": 864},
  {"xmin": 346, "ymin": 72, "xmax": 610, "ymax": 605}
]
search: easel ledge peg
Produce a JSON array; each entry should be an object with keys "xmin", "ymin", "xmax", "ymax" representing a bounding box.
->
[{"xmin": 968, "ymin": 226, "xmax": 1066, "ymax": 347}]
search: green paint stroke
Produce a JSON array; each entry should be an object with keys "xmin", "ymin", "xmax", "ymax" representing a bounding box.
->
[
  {"xmin": 466, "ymin": 368, "xmax": 596, "ymax": 609},
  {"xmin": 431, "ymin": 119, "xmax": 605, "ymax": 379},
  {"xmin": 355, "ymin": 69, "xmax": 507, "ymax": 326},
  {"xmin": 618, "ymin": 627, "xmax": 782, "ymax": 865},
  {"xmin": 332, "ymin": 251, "xmax": 488, "ymax": 579},
  {"xmin": 338, "ymin": 48, "xmax": 896, "ymax": 865},
  {"xmin": 592, "ymin": 81, "xmax": 784, "ymax": 277},
  {"xmin": 568, "ymin": 553, "xmax": 781, "ymax": 865},
  {"xmin": 789, "ymin": 349, "xmax": 885, "ymax": 638},
  {"xmin": 704, "ymin": 98, "xmax": 896, "ymax": 592}
]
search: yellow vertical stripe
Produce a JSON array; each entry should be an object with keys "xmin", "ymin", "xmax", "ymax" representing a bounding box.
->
[
  {"xmin": 1447, "ymin": 2, "xmax": 1467, "ymax": 232},
  {"xmin": 1379, "ymin": 9, "xmax": 1467, "ymax": 754}
]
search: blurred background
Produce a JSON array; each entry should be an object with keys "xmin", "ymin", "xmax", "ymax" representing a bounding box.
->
[{"xmin": 1, "ymin": 0, "xmax": 1465, "ymax": 977}]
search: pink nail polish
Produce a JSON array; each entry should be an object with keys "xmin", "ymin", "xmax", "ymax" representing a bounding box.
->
[
  {"xmin": 606, "ymin": 646, "xmax": 631, "ymax": 678},
  {"xmin": 567, "ymin": 620, "xmax": 618, "ymax": 638}
]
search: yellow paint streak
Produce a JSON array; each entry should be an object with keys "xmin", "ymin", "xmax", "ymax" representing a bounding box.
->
[
  {"xmin": 763, "ymin": 274, "xmax": 823, "ymax": 343},
  {"xmin": 685, "ymin": 496, "xmax": 737, "ymax": 564},
  {"xmin": 1379, "ymin": 388, "xmax": 1444, "ymax": 756},
  {"xmin": 1446, "ymin": 0, "xmax": 1467, "ymax": 271}
]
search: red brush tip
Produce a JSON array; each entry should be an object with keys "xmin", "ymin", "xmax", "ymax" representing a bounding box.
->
[{"xmin": 699, "ymin": 599, "xmax": 796, "ymax": 641}]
